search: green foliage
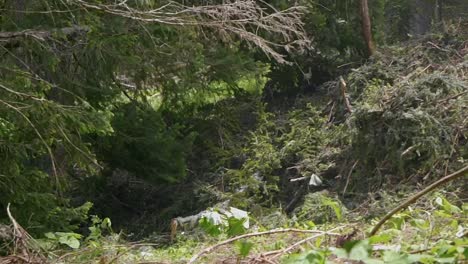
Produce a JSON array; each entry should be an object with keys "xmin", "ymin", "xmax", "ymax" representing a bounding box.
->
[
  {"xmin": 235, "ymin": 240, "xmax": 254, "ymax": 258},
  {"xmin": 199, "ymin": 217, "xmax": 222, "ymax": 237},
  {"xmin": 0, "ymin": 65, "xmax": 110, "ymax": 234},
  {"xmin": 264, "ymin": 0, "xmax": 403, "ymax": 95},
  {"xmin": 96, "ymin": 102, "xmax": 195, "ymax": 183},
  {"xmin": 0, "ymin": 0, "xmax": 268, "ymax": 234},
  {"xmin": 49, "ymin": 192, "xmax": 467, "ymax": 263},
  {"xmin": 86, "ymin": 216, "xmax": 113, "ymax": 244},
  {"xmin": 333, "ymin": 240, "xmax": 376, "ymax": 263},
  {"xmin": 226, "ymin": 217, "xmax": 248, "ymax": 237},
  {"xmin": 43, "ymin": 232, "xmax": 83, "ymax": 249},
  {"xmin": 382, "ymin": 0, "xmax": 412, "ymax": 42},
  {"xmin": 1, "ymin": 2, "xmax": 466, "ymax": 262},
  {"xmin": 283, "ymin": 194, "xmax": 467, "ymax": 263},
  {"xmin": 335, "ymin": 32, "xmax": 468, "ymax": 188},
  {"xmin": 199, "ymin": 207, "xmax": 249, "ymax": 237},
  {"xmin": 279, "ymin": 104, "xmax": 329, "ymax": 176},
  {"xmin": 214, "ymin": 101, "xmax": 330, "ymax": 209},
  {"xmin": 38, "ymin": 215, "xmax": 111, "ymax": 250},
  {"xmin": 293, "ymin": 192, "xmax": 345, "ymax": 224},
  {"xmin": 284, "ymin": 249, "xmax": 328, "ymax": 264}
]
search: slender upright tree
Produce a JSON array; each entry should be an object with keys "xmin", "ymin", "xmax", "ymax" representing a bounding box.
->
[{"xmin": 359, "ymin": 0, "xmax": 375, "ymax": 56}]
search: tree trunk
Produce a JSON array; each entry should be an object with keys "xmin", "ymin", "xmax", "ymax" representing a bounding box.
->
[
  {"xmin": 359, "ymin": 0, "xmax": 375, "ymax": 57},
  {"xmin": 409, "ymin": 0, "xmax": 434, "ymax": 36},
  {"xmin": 8, "ymin": 0, "xmax": 26, "ymax": 24}
]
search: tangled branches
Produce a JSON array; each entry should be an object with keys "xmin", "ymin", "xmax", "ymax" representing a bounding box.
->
[
  {"xmin": 0, "ymin": 205, "xmax": 45, "ymax": 264},
  {"xmin": 73, "ymin": 0, "xmax": 310, "ymax": 63}
]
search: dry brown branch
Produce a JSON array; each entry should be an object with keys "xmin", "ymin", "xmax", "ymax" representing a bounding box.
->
[
  {"xmin": 0, "ymin": 26, "xmax": 89, "ymax": 44},
  {"xmin": 369, "ymin": 165, "xmax": 468, "ymax": 236},
  {"xmin": 254, "ymin": 225, "xmax": 347, "ymax": 261},
  {"xmin": 339, "ymin": 76, "xmax": 352, "ymax": 113},
  {"xmin": 72, "ymin": 0, "xmax": 310, "ymax": 63},
  {"xmin": 188, "ymin": 228, "xmax": 338, "ymax": 264},
  {"xmin": 342, "ymin": 160, "xmax": 359, "ymax": 196},
  {"xmin": 437, "ymin": 90, "xmax": 468, "ymax": 104},
  {"xmin": 5, "ymin": 204, "xmax": 45, "ymax": 264}
]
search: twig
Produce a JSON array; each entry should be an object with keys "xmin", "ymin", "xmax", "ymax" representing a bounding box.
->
[
  {"xmin": 401, "ymin": 64, "xmax": 431, "ymax": 83},
  {"xmin": 339, "ymin": 76, "xmax": 352, "ymax": 113},
  {"xmin": 73, "ymin": 0, "xmax": 310, "ymax": 64},
  {"xmin": 0, "ymin": 26, "xmax": 89, "ymax": 44},
  {"xmin": 437, "ymin": 90, "xmax": 468, "ymax": 104},
  {"xmin": 6, "ymin": 204, "xmax": 20, "ymax": 236},
  {"xmin": 427, "ymin": 41, "xmax": 450, "ymax": 52},
  {"xmin": 6, "ymin": 204, "xmax": 44, "ymax": 262},
  {"xmin": 337, "ymin": 61, "xmax": 359, "ymax": 68},
  {"xmin": 342, "ymin": 160, "xmax": 359, "ymax": 196},
  {"xmin": 401, "ymin": 146, "xmax": 416, "ymax": 157},
  {"xmin": 188, "ymin": 228, "xmax": 336, "ymax": 263},
  {"xmin": 260, "ymin": 225, "xmax": 346, "ymax": 260},
  {"xmin": 369, "ymin": 165, "xmax": 468, "ymax": 236},
  {"xmin": 278, "ymin": 226, "xmax": 342, "ymax": 256},
  {"xmin": 289, "ymin": 176, "xmax": 309, "ymax": 182},
  {"xmin": 284, "ymin": 185, "xmax": 306, "ymax": 213}
]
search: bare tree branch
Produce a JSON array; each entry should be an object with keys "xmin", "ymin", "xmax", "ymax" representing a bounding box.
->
[
  {"xmin": 0, "ymin": 26, "xmax": 89, "ymax": 43},
  {"xmin": 1, "ymin": 1, "xmax": 309, "ymax": 63},
  {"xmin": 72, "ymin": 0, "xmax": 310, "ymax": 63}
]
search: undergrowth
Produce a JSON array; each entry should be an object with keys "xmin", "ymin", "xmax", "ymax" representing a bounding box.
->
[
  {"xmin": 1, "ymin": 24, "xmax": 467, "ymax": 264},
  {"xmin": 15, "ymin": 192, "xmax": 465, "ymax": 263}
]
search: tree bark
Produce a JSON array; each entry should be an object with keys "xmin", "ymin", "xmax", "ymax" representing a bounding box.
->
[{"xmin": 359, "ymin": 0, "xmax": 375, "ymax": 57}]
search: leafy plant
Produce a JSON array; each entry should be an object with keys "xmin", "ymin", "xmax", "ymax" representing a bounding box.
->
[
  {"xmin": 42, "ymin": 232, "xmax": 83, "ymax": 249},
  {"xmin": 235, "ymin": 240, "xmax": 254, "ymax": 259},
  {"xmin": 86, "ymin": 215, "xmax": 113, "ymax": 243}
]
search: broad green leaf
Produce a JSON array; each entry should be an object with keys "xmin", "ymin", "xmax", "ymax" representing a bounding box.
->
[
  {"xmin": 382, "ymin": 251, "xmax": 411, "ymax": 264},
  {"xmin": 349, "ymin": 243, "xmax": 370, "ymax": 260},
  {"xmin": 58, "ymin": 235, "xmax": 80, "ymax": 249},
  {"xmin": 44, "ymin": 232, "xmax": 56, "ymax": 239}
]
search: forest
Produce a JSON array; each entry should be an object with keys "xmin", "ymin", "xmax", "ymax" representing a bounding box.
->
[{"xmin": 0, "ymin": 0, "xmax": 467, "ymax": 263}]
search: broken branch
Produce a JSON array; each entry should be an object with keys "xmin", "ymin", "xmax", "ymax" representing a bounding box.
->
[
  {"xmin": 369, "ymin": 165, "xmax": 468, "ymax": 236},
  {"xmin": 339, "ymin": 76, "xmax": 353, "ymax": 113}
]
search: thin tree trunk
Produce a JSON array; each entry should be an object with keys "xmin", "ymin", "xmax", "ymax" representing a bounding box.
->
[
  {"xmin": 359, "ymin": 0, "xmax": 375, "ymax": 57},
  {"xmin": 9, "ymin": 0, "xmax": 26, "ymax": 24},
  {"xmin": 409, "ymin": 0, "xmax": 434, "ymax": 36},
  {"xmin": 434, "ymin": 0, "xmax": 446, "ymax": 32}
]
